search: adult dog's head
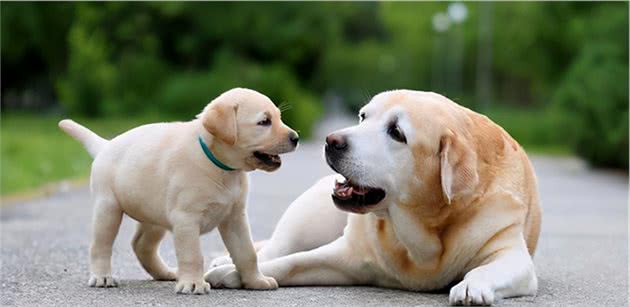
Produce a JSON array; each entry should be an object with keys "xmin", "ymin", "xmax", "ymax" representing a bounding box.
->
[
  {"xmin": 326, "ymin": 90, "xmax": 484, "ymax": 214},
  {"xmin": 199, "ymin": 88, "xmax": 299, "ymax": 172}
]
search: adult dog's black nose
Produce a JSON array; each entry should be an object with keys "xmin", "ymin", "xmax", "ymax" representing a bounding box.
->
[
  {"xmin": 326, "ymin": 133, "xmax": 347, "ymax": 151},
  {"xmin": 289, "ymin": 132, "xmax": 299, "ymax": 147}
]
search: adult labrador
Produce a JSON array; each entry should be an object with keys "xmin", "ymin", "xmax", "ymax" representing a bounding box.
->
[{"xmin": 207, "ymin": 90, "xmax": 541, "ymax": 305}]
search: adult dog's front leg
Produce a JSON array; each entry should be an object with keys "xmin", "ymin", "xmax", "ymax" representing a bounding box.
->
[
  {"xmin": 449, "ymin": 246, "xmax": 537, "ymax": 306},
  {"xmin": 207, "ymin": 237, "xmax": 370, "ymax": 288}
]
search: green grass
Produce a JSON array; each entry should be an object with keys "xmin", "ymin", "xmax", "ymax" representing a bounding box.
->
[{"xmin": 1, "ymin": 113, "xmax": 173, "ymax": 196}]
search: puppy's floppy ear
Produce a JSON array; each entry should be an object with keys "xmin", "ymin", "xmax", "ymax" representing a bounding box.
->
[
  {"xmin": 200, "ymin": 101, "xmax": 239, "ymax": 145},
  {"xmin": 439, "ymin": 131, "xmax": 479, "ymax": 204}
]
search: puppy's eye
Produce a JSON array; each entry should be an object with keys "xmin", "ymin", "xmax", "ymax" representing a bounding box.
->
[
  {"xmin": 387, "ymin": 123, "xmax": 407, "ymax": 144},
  {"xmin": 257, "ymin": 118, "xmax": 271, "ymax": 126},
  {"xmin": 359, "ymin": 112, "xmax": 366, "ymax": 122}
]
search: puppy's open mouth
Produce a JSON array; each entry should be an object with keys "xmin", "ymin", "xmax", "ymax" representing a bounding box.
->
[
  {"xmin": 332, "ymin": 177, "xmax": 386, "ymax": 213},
  {"xmin": 253, "ymin": 151, "xmax": 281, "ymax": 167}
]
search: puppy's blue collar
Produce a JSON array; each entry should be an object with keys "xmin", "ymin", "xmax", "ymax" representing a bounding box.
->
[{"xmin": 198, "ymin": 136, "xmax": 237, "ymax": 171}]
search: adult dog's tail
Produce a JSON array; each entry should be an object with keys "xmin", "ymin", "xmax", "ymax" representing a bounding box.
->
[{"xmin": 58, "ymin": 119, "xmax": 108, "ymax": 158}]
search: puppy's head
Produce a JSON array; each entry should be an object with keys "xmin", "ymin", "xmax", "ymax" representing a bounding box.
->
[
  {"xmin": 326, "ymin": 90, "xmax": 479, "ymax": 214},
  {"xmin": 199, "ymin": 88, "xmax": 299, "ymax": 172}
]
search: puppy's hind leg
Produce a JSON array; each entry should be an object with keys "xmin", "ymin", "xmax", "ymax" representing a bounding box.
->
[
  {"xmin": 132, "ymin": 223, "xmax": 176, "ymax": 281},
  {"xmin": 88, "ymin": 195, "xmax": 123, "ymax": 288}
]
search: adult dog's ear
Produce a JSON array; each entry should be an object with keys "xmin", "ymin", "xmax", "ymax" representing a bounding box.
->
[
  {"xmin": 439, "ymin": 131, "xmax": 479, "ymax": 204},
  {"xmin": 200, "ymin": 101, "xmax": 239, "ymax": 145}
]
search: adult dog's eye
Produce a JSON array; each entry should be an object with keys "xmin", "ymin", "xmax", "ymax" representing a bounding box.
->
[
  {"xmin": 387, "ymin": 123, "xmax": 407, "ymax": 144},
  {"xmin": 359, "ymin": 112, "xmax": 366, "ymax": 122},
  {"xmin": 257, "ymin": 118, "xmax": 271, "ymax": 126}
]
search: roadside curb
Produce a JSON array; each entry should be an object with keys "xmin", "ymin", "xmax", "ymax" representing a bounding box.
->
[{"xmin": 0, "ymin": 178, "xmax": 88, "ymax": 207}]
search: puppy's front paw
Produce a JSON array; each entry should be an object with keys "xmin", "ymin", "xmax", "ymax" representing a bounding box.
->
[
  {"xmin": 449, "ymin": 279, "xmax": 494, "ymax": 306},
  {"xmin": 175, "ymin": 279, "xmax": 210, "ymax": 295},
  {"xmin": 87, "ymin": 275, "xmax": 118, "ymax": 288},
  {"xmin": 243, "ymin": 274, "xmax": 278, "ymax": 290},
  {"xmin": 204, "ymin": 264, "xmax": 242, "ymax": 289},
  {"xmin": 210, "ymin": 255, "xmax": 233, "ymax": 268}
]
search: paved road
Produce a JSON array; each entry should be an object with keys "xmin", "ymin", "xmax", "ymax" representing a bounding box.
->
[{"xmin": 1, "ymin": 137, "xmax": 628, "ymax": 306}]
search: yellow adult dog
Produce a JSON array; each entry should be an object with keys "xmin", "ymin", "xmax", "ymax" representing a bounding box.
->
[{"xmin": 207, "ymin": 90, "xmax": 541, "ymax": 306}]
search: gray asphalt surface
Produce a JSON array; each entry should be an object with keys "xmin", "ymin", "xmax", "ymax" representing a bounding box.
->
[{"xmin": 1, "ymin": 119, "xmax": 628, "ymax": 306}]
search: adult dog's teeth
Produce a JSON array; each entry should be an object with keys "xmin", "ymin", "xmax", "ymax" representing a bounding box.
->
[
  {"xmin": 334, "ymin": 184, "xmax": 354, "ymax": 199},
  {"xmin": 335, "ymin": 177, "xmax": 348, "ymax": 187},
  {"xmin": 339, "ymin": 186, "xmax": 353, "ymax": 198}
]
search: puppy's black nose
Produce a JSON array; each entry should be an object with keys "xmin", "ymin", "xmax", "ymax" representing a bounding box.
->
[
  {"xmin": 326, "ymin": 133, "xmax": 347, "ymax": 151},
  {"xmin": 289, "ymin": 132, "xmax": 299, "ymax": 147}
]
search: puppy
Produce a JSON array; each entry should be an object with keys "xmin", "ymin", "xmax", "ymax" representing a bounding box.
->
[
  {"xmin": 207, "ymin": 90, "xmax": 541, "ymax": 305},
  {"xmin": 59, "ymin": 88, "xmax": 299, "ymax": 294}
]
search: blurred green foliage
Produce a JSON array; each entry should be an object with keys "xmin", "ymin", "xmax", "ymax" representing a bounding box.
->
[
  {"xmin": 552, "ymin": 4, "xmax": 629, "ymax": 168},
  {"xmin": 485, "ymin": 107, "xmax": 567, "ymax": 155},
  {"xmin": 1, "ymin": 114, "xmax": 163, "ymax": 194},
  {"xmin": 1, "ymin": 2, "xmax": 628, "ymax": 169}
]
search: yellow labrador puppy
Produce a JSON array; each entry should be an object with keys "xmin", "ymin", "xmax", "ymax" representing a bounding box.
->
[
  {"xmin": 59, "ymin": 88, "xmax": 299, "ymax": 294},
  {"xmin": 207, "ymin": 90, "xmax": 541, "ymax": 305}
]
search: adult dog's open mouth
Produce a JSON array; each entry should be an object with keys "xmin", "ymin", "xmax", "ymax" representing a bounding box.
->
[
  {"xmin": 253, "ymin": 151, "xmax": 281, "ymax": 167},
  {"xmin": 332, "ymin": 177, "xmax": 386, "ymax": 213}
]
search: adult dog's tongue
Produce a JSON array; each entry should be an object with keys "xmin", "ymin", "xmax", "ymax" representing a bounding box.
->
[{"xmin": 334, "ymin": 179, "xmax": 369, "ymax": 199}]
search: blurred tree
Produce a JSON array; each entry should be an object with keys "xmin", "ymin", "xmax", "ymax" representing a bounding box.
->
[
  {"xmin": 491, "ymin": 2, "xmax": 582, "ymax": 106},
  {"xmin": 52, "ymin": 2, "xmax": 351, "ymax": 136},
  {"xmin": 1, "ymin": 2, "xmax": 75, "ymax": 109},
  {"xmin": 1, "ymin": 2, "xmax": 627, "ymax": 166},
  {"xmin": 553, "ymin": 2, "xmax": 628, "ymax": 168}
]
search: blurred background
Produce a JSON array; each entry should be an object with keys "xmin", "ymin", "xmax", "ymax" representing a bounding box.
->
[{"xmin": 1, "ymin": 2, "xmax": 628, "ymax": 196}]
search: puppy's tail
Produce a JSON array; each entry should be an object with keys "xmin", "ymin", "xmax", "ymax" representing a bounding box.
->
[{"xmin": 58, "ymin": 119, "xmax": 108, "ymax": 158}]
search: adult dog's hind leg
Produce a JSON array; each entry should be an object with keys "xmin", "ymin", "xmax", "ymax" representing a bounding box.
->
[
  {"xmin": 211, "ymin": 175, "xmax": 348, "ymax": 268},
  {"xmin": 132, "ymin": 223, "xmax": 176, "ymax": 281},
  {"xmin": 267, "ymin": 175, "xmax": 348, "ymax": 258},
  {"xmin": 207, "ymin": 236, "xmax": 372, "ymax": 288}
]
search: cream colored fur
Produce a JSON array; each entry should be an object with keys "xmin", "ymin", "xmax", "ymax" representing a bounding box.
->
[
  {"xmin": 207, "ymin": 90, "xmax": 541, "ymax": 306},
  {"xmin": 59, "ymin": 88, "xmax": 298, "ymax": 294}
]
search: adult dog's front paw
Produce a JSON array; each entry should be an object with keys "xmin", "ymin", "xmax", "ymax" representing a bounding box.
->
[
  {"xmin": 175, "ymin": 279, "xmax": 210, "ymax": 295},
  {"xmin": 449, "ymin": 279, "xmax": 494, "ymax": 306},
  {"xmin": 243, "ymin": 274, "xmax": 278, "ymax": 290},
  {"xmin": 205, "ymin": 264, "xmax": 242, "ymax": 288},
  {"xmin": 87, "ymin": 275, "xmax": 118, "ymax": 288}
]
